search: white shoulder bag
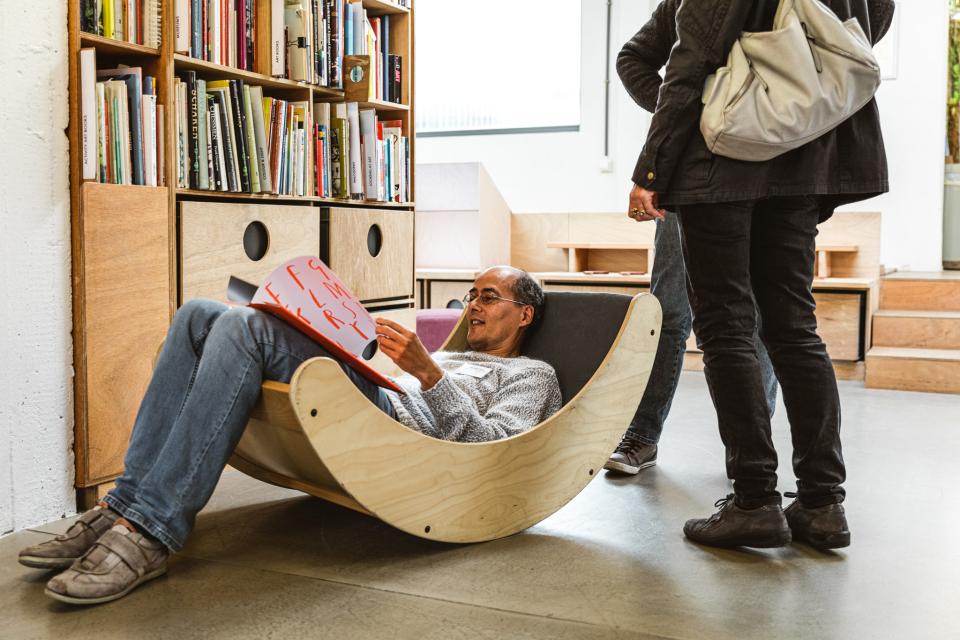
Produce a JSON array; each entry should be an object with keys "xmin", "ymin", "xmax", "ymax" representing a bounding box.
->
[{"xmin": 700, "ymin": 0, "xmax": 881, "ymax": 162}]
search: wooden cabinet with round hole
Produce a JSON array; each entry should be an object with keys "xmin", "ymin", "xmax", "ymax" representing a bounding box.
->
[
  {"xmin": 179, "ymin": 200, "xmax": 321, "ymax": 304},
  {"xmin": 321, "ymin": 207, "xmax": 415, "ymax": 303}
]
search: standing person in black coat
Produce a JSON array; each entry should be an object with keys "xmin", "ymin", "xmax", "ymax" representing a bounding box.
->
[{"xmin": 625, "ymin": 0, "xmax": 895, "ymax": 550}]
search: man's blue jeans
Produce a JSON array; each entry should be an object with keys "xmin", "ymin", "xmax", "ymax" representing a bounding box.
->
[
  {"xmin": 627, "ymin": 212, "xmax": 778, "ymax": 445},
  {"xmin": 104, "ymin": 299, "xmax": 394, "ymax": 552}
]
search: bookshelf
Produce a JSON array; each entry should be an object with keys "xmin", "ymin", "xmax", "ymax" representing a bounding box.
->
[{"xmin": 67, "ymin": 0, "xmax": 416, "ymax": 505}]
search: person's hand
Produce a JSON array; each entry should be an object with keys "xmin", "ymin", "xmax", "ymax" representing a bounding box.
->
[
  {"xmin": 628, "ymin": 183, "xmax": 666, "ymax": 222},
  {"xmin": 375, "ymin": 317, "xmax": 444, "ymax": 389}
]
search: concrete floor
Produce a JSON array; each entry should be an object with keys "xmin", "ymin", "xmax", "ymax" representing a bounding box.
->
[{"xmin": 2, "ymin": 372, "xmax": 959, "ymax": 640}]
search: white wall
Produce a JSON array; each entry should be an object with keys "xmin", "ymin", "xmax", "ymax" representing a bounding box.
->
[
  {"xmin": 0, "ymin": 0, "xmax": 76, "ymax": 535},
  {"xmin": 416, "ymin": 1, "xmax": 948, "ymax": 272}
]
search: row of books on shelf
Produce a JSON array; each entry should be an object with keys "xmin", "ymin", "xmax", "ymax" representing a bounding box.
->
[
  {"xmin": 174, "ymin": 73, "xmax": 410, "ymax": 202},
  {"xmin": 174, "ymin": 0, "xmax": 256, "ymax": 71},
  {"xmin": 81, "ymin": 0, "xmax": 163, "ymax": 47},
  {"xmin": 170, "ymin": 0, "xmax": 403, "ymax": 102},
  {"xmin": 79, "ymin": 50, "xmax": 164, "ymax": 186}
]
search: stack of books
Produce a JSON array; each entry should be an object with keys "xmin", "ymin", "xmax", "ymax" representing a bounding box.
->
[
  {"xmin": 79, "ymin": 50, "xmax": 164, "ymax": 186},
  {"xmin": 279, "ymin": 0, "xmax": 344, "ymax": 87},
  {"xmin": 175, "ymin": 0, "xmax": 257, "ymax": 71},
  {"xmin": 313, "ymin": 102, "xmax": 409, "ymax": 202},
  {"xmin": 344, "ymin": 1, "xmax": 401, "ymax": 103},
  {"xmin": 175, "ymin": 72, "xmax": 313, "ymax": 196},
  {"xmin": 81, "ymin": 0, "xmax": 163, "ymax": 48}
]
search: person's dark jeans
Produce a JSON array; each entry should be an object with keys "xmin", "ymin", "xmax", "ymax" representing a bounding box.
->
[
  {"xmin": 676, "ymin": 196, "xmax": 845, "ymax": 509},
  {"xmin": 626, "ymin": 211, "xmax": 778, "ymax": 445}
]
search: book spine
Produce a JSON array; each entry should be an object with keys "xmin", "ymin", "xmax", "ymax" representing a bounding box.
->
[
  {"xmin": 186, "ymin": 71, "xmax": 200, "ymax": 188},
  {"xmin": 197, "ymin": 79, "xmax": 210, "ymax": 189},
  {"xmin": 381, "ymin": 15, "xmax": 389, "ymax": 103},
  {"xmin": 191, "ymin": 0, "xmax": 201, "ymax": 57},
  {"xmin": 238, "ymin": 0, "xmax": 247, "ymax": 69},
  {"xmin": 204, "ymin": 100, "xmax": 215, "ymax": 189},
  {"xmin": 80, "ymin": 49, "xmax": 97, "ymax": 181},
  {"xmin": 389, "ymin": 55, "xmax": 401, "ymax": 103},
  {"xmin": 157, "ymin": 102, "xmax": 165, "ymax": 185},
  {"xmin": 271, "ymin": 0, "xmax": 284, "ymax": 75},
  {"xmin": 228, "ymin": 80, "xmax": 251, "ymax": 191},
  {"xmin": 212, "ymin": 92, "xmax": 237, "ymax": 191},
  {"xmin": 175, "ymin": 0, "xmax": 189, "ymax": 52},
  {"xmin": 242, "ymin": 85, "xmax": 261, "ymax": 192}
]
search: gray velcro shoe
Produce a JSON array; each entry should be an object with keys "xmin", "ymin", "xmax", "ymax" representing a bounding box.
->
[
  {"xmin": 784, "ymin": 497, "xmax": 850, "ymax": 550},
  {"xmin": 604, "ymin": 434, "xmax": 657, "ymax": 475},
  {"xmin": 44, "ymin": 524, "xmax": 169, "ymax": 605},
  {"xmin": 683, "ymin": 494, "xmax": 792, "ymax": 548},
  {"xmin": 18, "ymin": 505, "xmax": 119, "ymax": 569}
]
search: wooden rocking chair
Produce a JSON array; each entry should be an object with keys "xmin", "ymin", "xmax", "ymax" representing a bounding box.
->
[{"xmin": 227, "ymin": 291, "xmax": 662, "ymax": 543}]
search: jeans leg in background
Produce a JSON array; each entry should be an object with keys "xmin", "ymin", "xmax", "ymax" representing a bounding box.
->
[{"xmin": 625, "ymin": 211, "xmax": 694, "ymax": 445}]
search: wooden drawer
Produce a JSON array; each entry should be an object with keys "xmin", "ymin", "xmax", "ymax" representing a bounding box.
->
[
  {"xmin": 814, "ymin": 291, "xmax": 863, "ymax": 361},
  {"xmin": 322, "ymin": 207, "xmax": 414, "ymax": 302},
  {"xmin": 428, "ymin": 280, "xmax": 471, "ymax": 309},
  {"xmin": 180, "ymin": 201, "xmax": 319, "ymax": 303}
]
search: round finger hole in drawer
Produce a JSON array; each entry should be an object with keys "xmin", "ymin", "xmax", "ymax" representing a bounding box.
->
[
  {"xmin": 446, "ymin": 299, "xmax": 464, "ymax": 309},
  {"xmin": 367, "ymin": 224, "xmax": 383, "ymax": 257},
  {"xmin": 362, "ymin": 340, "xmax": 379, "ymax": 361},
  {"xmin": 243, "ymin": 221, "xmax": 270, "ymax": 261}
]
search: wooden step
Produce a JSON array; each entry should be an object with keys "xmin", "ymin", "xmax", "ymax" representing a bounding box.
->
[
  {"xmin": 880, "ymin": 272, "xmax": 960, "ymax": 311},
  {"xmin": 872, "ymin": 310, "xmax": 960, "ymax": 349},
  {"xmin": 865, "ymin": 347, "xmax": 960, "ymax": 394}
]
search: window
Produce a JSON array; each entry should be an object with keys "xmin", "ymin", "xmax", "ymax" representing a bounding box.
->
[{"xmin": 414, "ymin": 0, "xmax": 582, "ymax": 136}]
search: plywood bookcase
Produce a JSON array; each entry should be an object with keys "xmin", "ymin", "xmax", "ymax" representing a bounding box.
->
[{"xmin": 67, "ymin": 0, "xmax": 417, "ymax": 506}]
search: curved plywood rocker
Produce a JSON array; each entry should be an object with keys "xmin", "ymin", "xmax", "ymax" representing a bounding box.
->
[{"xmin": 228, "ymin": 291, "xmax": 662, "ymax": 543}]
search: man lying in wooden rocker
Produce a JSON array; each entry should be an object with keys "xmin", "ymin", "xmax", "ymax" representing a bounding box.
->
[{"xmin": 19, "ymin": 266, "xmax": 561, "ymax": 605}]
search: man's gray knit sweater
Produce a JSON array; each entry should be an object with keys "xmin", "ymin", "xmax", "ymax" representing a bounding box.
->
[{"xmin": 384, "ymin": 351, "xmax": 562, "ymax": 443}]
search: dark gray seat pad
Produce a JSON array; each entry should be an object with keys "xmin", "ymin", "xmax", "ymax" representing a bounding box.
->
[{"xmin": 521, "ymin": 292, "xmax": 634, "ymax": 404}]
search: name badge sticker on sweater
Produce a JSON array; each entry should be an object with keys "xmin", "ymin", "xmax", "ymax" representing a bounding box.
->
[{"xmin": 458, "ymin": 364, "xmax": 492, "ymax": 379}]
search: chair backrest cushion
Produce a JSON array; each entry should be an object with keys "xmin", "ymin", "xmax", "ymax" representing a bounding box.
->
[{"xmin": 520, "ymin": 291, "xmax": 633, "ymax": 403}]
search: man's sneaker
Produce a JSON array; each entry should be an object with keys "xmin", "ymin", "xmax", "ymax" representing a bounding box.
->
[
  {"xmin": 18, "ymin": 505, "xmax": 119, "ymax": 569},
  {"xmin": 605, "ymin": 434, "xmax": 657, "ymax": 475},
  {"xmin": 784, "ymin": 496, "xmax": 850, "ymax": 550},
  {"xmin": 683, "ymin": 494, "xmax": 792, "ymax": 548},
  {"xmin": 44, "ymin": 524, "xmax": 169, "ymax": 605}
]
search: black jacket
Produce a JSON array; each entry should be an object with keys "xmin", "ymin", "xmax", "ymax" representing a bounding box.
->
[{"xmin": 619, "ymin": 0, "xmax": 896, "ymax": 219}]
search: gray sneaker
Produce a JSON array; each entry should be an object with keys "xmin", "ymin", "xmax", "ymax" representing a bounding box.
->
[
  {"xmin": 604, "ymin": 434, "xmax": 657, "ymax": 475},
  {"xmin": 45, "ymin": 525, "xmax": 169, "ymax": 605},
  {"xmin": 18, "ymin": 505, "xmax": 119, "ymax": 569}
]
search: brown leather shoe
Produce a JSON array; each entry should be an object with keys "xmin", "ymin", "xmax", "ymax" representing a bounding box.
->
[
  {"xmin": 784, "ymin": 498, "xmax": 850, "ymax": 550},
  {"xmin": 45, "ymin": 525, "xmax": 168, "ymax": 605},
  {"xmin": 604, "ymin": 434, "xmax": 657, "ymax": 475},
  {"xmin": 18, "ymin": 506, "xmax": 119, "ymax": 569},
  {"xmin": 684, "ymin": 494, "xmax": 792, "ymax": 548}
]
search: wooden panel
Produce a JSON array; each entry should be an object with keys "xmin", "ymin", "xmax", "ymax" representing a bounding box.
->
[
  {"xmin": 428, "ymin": 281, "xmax": 471, "ymax": 309},
  {"xmin": 511, "ymin": 213, "xmax": 569, "ymax": 272},
  {"xmin": 542, "ymin": 283, "xmax": 647, "ymax": 296},
  {"xmin": 79, "ymin": 183, "xmax": 171, "ymax": 484},
  {"xmin": 477, "ymin": 164, "xmax": 512, "ymax": 267},
  {"xmin": 365, "ymin": 307, "xmax": 418, "ymax": 377},
  {"xmin": 326, "ymin": 207, "xmax": 414, "ymax": 301},
  {"xmin": 866, "ymin": 348, "xmax": 960, "ymax": 394},
  {"xmin": 180, "ymin": 201, "xmax": 319, "ymax": 303},
  {"xmin": 815, "ymin": 212, "xmax": 882, "ymax": 279},
  {"xmin": 880, "ymin": 278, "xmax": 960, "ymax": 312},
  {"xmin": 584, "ymin": 249, "xmax": 651, "ymax": 273},
  {"xmin": 872, "ymin": 310, "xmax": 960, "ymax": 349},
  {"xmin": 567, "ymin": 213, "xmax": 657, "ymax": 246},
  {"xmin": 814, "ymin": 292, "xmax": 862, "ymax": 361}
]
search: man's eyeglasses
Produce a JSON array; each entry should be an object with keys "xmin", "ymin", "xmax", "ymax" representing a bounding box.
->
[{"xmin": 462, "ymin": 291, "xmax": 526, "ymax": 307}]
